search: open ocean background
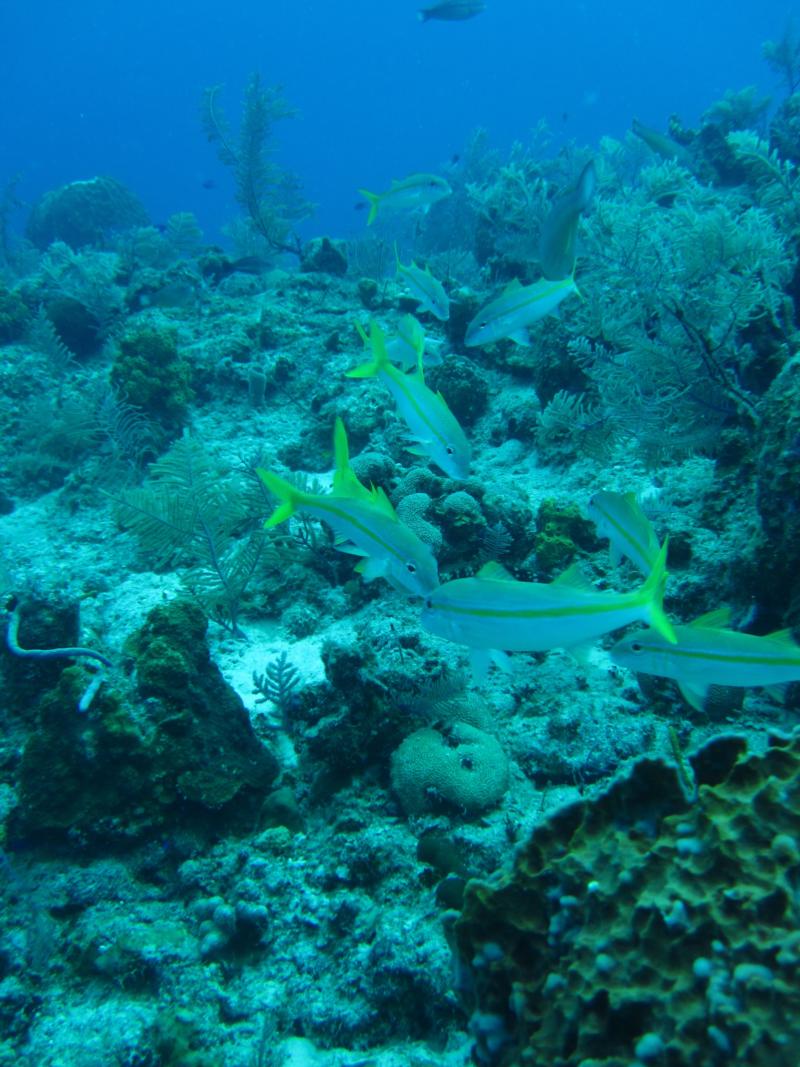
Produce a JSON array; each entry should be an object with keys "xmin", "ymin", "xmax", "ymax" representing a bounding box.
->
[{"xmin": 3, "ymin": 0, "xmax": 797, "ymax": 241}]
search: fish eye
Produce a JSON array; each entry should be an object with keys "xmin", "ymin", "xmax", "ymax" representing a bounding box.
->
[
  {"xmin": 406, "ymin": 562, "xmax": 417, "ymax": 573},
  {"xmin": 630, "ymin": 641, "xmax": 643, "ymax": 653},
  {"xmin": 424, "ymin": 597, "xmax": 433, "ymax": 609},
  {"xmin": 446, "ymin": 445, "xmax": 455, "ymax": 455}
]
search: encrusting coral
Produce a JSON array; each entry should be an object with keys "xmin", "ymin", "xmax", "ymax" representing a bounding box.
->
[{"xmin": 453, "ymin": 731, "xmax": 800, "ymax": 1066}]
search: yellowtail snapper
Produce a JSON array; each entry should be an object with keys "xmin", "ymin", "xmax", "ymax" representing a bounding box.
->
[
  {"xmin": 422, "ymin": 542, "xmax": 675, "ymax": 674},
  {"xmin": 257, "ymin": 418, "xmax": 439, "ymax": 596},
  {"xmin": 358, "ymin": 173, "xmax": 451, "ymax": 226},
  {"xmin": 395, "ymin": 247, "xmax": 450, "ymax": 321},
  {"xmin": 386, "ymin": 314, "xmax": 444, "ymax": 371},
  {"xmin": 586, "ymin": 489, "xmax": 661, "ymax": 576},
  {"xmin": 349, "ymin": 321, "xmax": 470, "ymax": 479},
  {"xmin": 611, "ymin": 608, "xmax": 800, "ymax": 711},
  {"xmin": 539, "ymin": 159, "xmax": 596, "ymax": 281},
  {"xmin": 465, "ymin": 274, "xmax": 579, "ymax": 347}
]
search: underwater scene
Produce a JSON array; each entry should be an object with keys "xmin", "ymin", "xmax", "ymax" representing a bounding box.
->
[{"xmin": 4, "ymin": 1, "xmax": 800, "ymax": 1065}]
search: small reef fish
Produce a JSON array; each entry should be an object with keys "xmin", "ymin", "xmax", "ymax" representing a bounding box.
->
[
  {"xmin": 396, "ymin": 249, "xmax": 450, "ymax": 321},
  {"xmin": 538, "ymin": 159, "xmax": 597, "ymax": 281},
  {"xmin": 418, "ymin": 1, "xmax": 486, "ymax": 21},
  {"xmin": 421, "ymin": 542, "xmax": 676, "ymax": 674},
  {"xmin": 611, "ymin": 608, "xmax": 800, "ymax": 712},
  {"xmin": 349, "ymin": 321, "xmax": 471, "ymax": 479},
  {"xmin": 586, "ymin": 489, "xmax": 661, "ymax": 577},
  {"xmin": 257, "ymin": 418, "xmax": 439, "ymax": 596},
  {"xmin": 465, "ymin": 274, "xmax": 578, "ymax": 347},
  {"xmin": 631, "ymin": 119, "xmax": 691, "ymax": 167},
  {"xmin": 386, "ymin": 314, "xmax": 444, "ymax": 372},
  {"xmin": 358, "ymin": 174, "xmax": 452, "ymax": 226}
]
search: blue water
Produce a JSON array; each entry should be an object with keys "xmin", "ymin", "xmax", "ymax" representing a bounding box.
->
[{"xmin": 2, "ymin": 1, "xmax": 797, "ymax": 241}]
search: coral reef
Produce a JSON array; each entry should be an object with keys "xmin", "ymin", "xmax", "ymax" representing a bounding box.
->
[
  {"xmin": 111, "ymin": 323, "xmax": 193, "ymax": 436},
  {"xmin": 453, "ymin": 732, "xmax": 800, "ymax": 1066},
  {"xmin": 8, "ymin": 599, "xmax": 279, "ymax": 843},
  {"xmin": 26, "ymin": 176, "xmax": 149, "ymax": 251}
]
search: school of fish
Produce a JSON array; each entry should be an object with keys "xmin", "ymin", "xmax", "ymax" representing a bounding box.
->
[{"xmin": 258, "ymin": 143, "xmax": 800, "ymax": 712}]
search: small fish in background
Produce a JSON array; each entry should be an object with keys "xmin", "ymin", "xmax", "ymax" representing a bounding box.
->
[
  {"xmin": 386, "ymin": 314, "xmax": 444, "ymax": 371},
  {"xmin": 421, "ymin": 542, "xmax": 676, "ymax": 677},
  {"xmin": 358, "ymin": 174, "xmax": 452, "ymax": 226},
  {"xmin": 349, "ymin": 320, "xmax": 471, "ymax": 479},
  {"xmin": 631, "ymin": 118, "xmax": 692, "ymax": 167},
  {"xmin": 395, "ymin": 248, "xmax": 450, "ymax": 321},
  {"xmin": 538, "ymin": 159, "xmax": 597, "ymax": 281},
  {"xmin": 465, "ymin": 274, "xmax": 579, "ymax": 347},
  {"xmin": 418, "ymin": 0, "xmax": 486, "ymax": 21},
  {"xmin": 200, "ymin": 178, "xmax": 217, "ymax": 190},
  {"xmin": 257, "ymin": 418, "xmax": 439, "ymax": 597},
  {"xmin": 586, "ymin": 489, "xmax": 661, "ymax": 577},
  {"xmin": 610, "ymin": 607, "xmax": 800, "ymax": 712}
]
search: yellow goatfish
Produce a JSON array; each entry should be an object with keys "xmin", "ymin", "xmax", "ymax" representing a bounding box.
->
[
  {"xmin": 257, "ymin": 418, "xmax": 439, "ymax": 596},
  {"xmin": 422, "ymin": 542, "xmax": 675, "ymax": 673},
  {"xmin": 611, "ymin": 608, "xmax": 800, "ymax": 712},
  {"xmin": 586, "ymin": 489, "xmax": 661, "ymax": 576},
  {"xmin": 358, "ymin": 173, "xmax": 452, "ymax": 226},
  {"xmin": 465, "ymin": 274, "xmax": 578, "ymax": 347},
  {"xmin": 349, "ymin": 321, "xmax": 470, "ymax": 479}
]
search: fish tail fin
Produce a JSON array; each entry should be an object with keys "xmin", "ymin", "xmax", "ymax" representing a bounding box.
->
[
  {"xmin": 358, "ymin": 189, "xmax": 380, "ymax": 226},
  {"xmin": 257, "ymin": 469, "xmax": 303, "ymax": 528},
  {"xmin": 346, "ymin": 320, "xmax": 389, "ymax": 378},
  {"xmin": 570, "ymin": 270, "xmax": 585, "ymax": 302},
  {"xmin": 333, "ymin": 416, "xmax": 361, "ymax": 496},
  {"xmin": 333, "ymin": 416, "xmax": 350, "ymax": 474},
  {"xmin": 641, "ymin": 538, "xmax": 677, "ymax": 643}
]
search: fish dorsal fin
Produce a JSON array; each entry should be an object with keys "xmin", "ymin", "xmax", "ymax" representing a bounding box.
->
[
  {"xmin": 333, "ymin": 418, "xmax": 370, "ymax": 500},
  {"xmin": 354, "ymin": 319, "xmax": 370, "ymax": 348},
  {"xmin": 477, "ymin": 561, "xmax": 514, "ymax": 581},
  {"xmin": 502, "ymin": 278, "xmax": 523, "ymax": 295},
  {"xmin": 552, "ymin": 563, "xmax": 595, "ymax": 593},
  {"xmin": 691, "ymin": 607, "xmax": 734, "ymax": 630},
  {"xmin": 367, "ymin": 484, "xmax": 398, "ymax": 520}
]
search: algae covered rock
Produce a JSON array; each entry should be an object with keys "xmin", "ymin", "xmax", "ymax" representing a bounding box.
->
[
  {"xmin": 453, "ymin": 731, "xmax": 800, "ymax": 1066},
  {"xmin": 111, "ymin": 324, "xmax": 193, "ymax": 435},
  {"xmin": 300, "ymin": 236, "xmax": 348, "ymax": 275},
  {"xmin": 26, "ymin": 176, "xmax": 149, "ymax": 250},
  {"xmin": 11, "ymin": 599, "xmax": 278, "ymax": 842}
]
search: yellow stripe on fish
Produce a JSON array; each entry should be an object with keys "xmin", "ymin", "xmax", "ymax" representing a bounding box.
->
[
  {"xmin": 422, "ymin": 541, "xmax": 675, "ymax": 669},
  {"xmin": 348, "ymin": 320, "xmax": 470, "ymax": 479},
  {"xmin": 257, "ymin": 418, "xmax": 439, "ymax": 596}
]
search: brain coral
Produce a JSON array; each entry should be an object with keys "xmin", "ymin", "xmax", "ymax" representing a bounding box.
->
[
  {"xmin": 454, "ymin": 731, "xmax": 800, "ymax": 1066},
  {"xmin": 391, "ymin": 721, "xmax": 509, "ymax": 817}
]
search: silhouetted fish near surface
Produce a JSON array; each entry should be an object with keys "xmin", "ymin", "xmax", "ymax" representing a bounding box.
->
[{"xmin": 418, "ymin": 1, "xmax": 486, "ymax": 22}]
